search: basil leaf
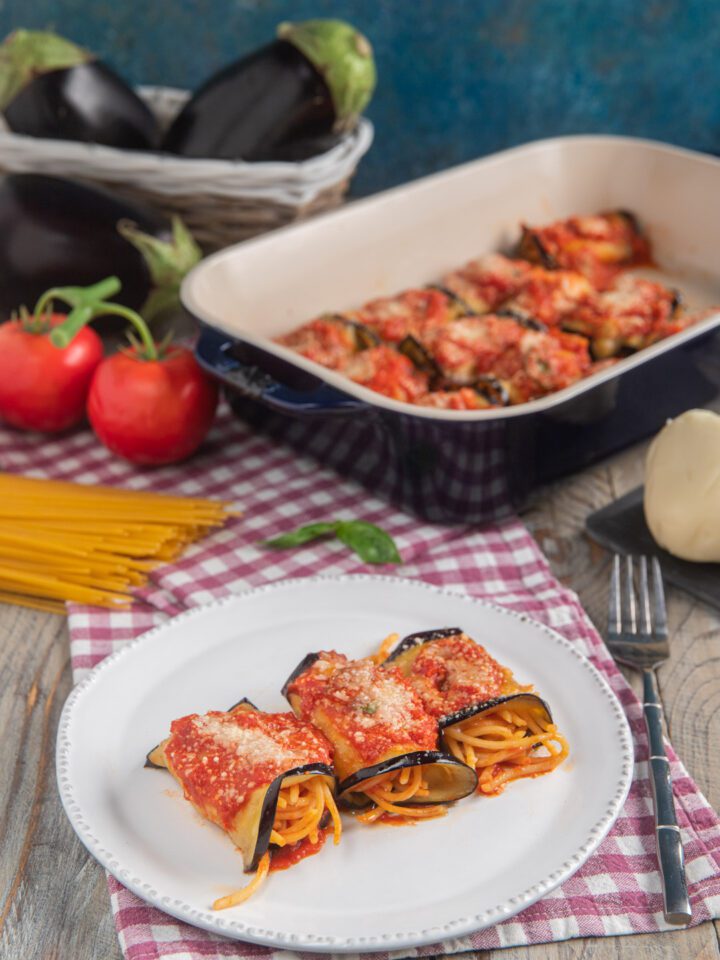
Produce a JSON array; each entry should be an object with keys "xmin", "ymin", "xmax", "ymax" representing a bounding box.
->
[
  {"xmin": 261, "ymin": 518, "xmax": 402, "ymax": 565},
  {"xmin": 264, "ymin": 521, "xmax": 339, "ymax": 549},
  {"xmin": 336, "ymin": 520, "xmax": 402, "ymax": 565}
]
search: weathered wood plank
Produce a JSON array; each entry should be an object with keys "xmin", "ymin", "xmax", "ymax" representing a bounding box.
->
[{"xmin": 0, "ymin": 606, "xmax": 120, "ymax": 960}]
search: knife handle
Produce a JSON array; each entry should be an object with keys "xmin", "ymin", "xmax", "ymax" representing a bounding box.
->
[{"xmin": 643, "ymin": 669, "xmax": 692, "ymax": 925}]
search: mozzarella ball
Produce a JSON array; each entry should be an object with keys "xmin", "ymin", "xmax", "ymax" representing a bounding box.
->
[{"xmin": 644, "ymin": 409, "xmax": 720, "ymax": 562}]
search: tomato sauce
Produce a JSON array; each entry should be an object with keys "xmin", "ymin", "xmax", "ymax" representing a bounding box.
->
[{"xmin": 269, "ymin": 830, "xmax": 329, "ymax": 871}]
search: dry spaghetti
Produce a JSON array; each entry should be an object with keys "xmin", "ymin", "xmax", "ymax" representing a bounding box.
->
[{"xmin": 0, "ymin": 473, "xmax": 237, "ymax": 612}]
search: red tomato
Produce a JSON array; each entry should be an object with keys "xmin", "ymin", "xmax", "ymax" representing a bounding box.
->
[
  {"xmin": 0, "ymin": 315, "xmax": 103, "ymax": 432},
  {"xmin": 87, "ymin": 346, "xmax": 218, "ymax": 465}
]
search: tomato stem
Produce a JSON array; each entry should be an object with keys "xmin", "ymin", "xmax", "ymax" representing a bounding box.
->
[
  {"xmin": 49, "ymin": 283, "xmax": 160, "ymax": 362},
  {"xmin": 33, "ymin": 277, "xmax": 121, "ymax": 321},
  {"xmin": 90, "ymin": 303, "xmax": 159, "ymax": 361}
]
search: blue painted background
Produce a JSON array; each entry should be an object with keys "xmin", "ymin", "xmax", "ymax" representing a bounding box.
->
[{"xmin": 0, "ymin": 0, "xmax": 718, "ymax": 196}]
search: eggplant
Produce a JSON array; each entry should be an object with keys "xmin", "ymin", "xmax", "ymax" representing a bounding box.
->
[
  {"xmin": 0, "ymin": 30, "xmax": 159, "ymax": 149},
  {"xmin": 337, "ymin": 750, "xmax": 477, "ymax": 809},
  {"xmin": 516, "ymin": 227, "xmax": 558, "ymax": 270},
  {"xmin": 281, "ymin": 651, "xmax": 322, "ymax": 700},
  {"xmin": 397, "ymin": 334, "xmax": 445, "ymax": 388},
  {"xmin": 426, "ymin": 284, "xmax": 477, "ymax": 316},
  {"xmin": 397, "ymin": 336, "xmax": 511, "ymax": 406},
  {"xmin": 247, "ymin": 762, "xmax": 335, "ymax": 870},
  {"xmin": 328, "ymin": 314, "xmax": 380, "ymax": 351},
  {"xmin": 0, "ymin": 174, "xmax": 200, "ymax": 321},
  {"xmin": 384, "ymin": 627, "xmax": 463, "ymax": 665},
  {"xmin": 438, "ymin": 692, "xmax": 554, "ymax": 734},
  {"xmin": 473, "ymin": 375, "xmax": 511, "ymax": 407},
  {"xmin": 496, "ymin": 307, "xmax": 548, "ymax": 332},
  {"xmin": 162, "ymin": 19, "xmax": 376, "ymax": 162}
]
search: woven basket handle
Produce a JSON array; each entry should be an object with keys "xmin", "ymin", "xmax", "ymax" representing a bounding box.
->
[{"xmin": 195, "ymin": 326, "xmax": 367, "ymax": 418}]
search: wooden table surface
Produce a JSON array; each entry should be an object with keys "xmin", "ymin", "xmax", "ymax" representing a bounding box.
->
[{"xmin": 1, "ymin": 436, "xmax": 719, "ymax": 960}]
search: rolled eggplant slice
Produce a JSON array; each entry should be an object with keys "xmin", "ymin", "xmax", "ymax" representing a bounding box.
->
[
  {"xmin": 284, "ymin": 651, "xmax": 477, "ymax": 819},
  {"xmin": 385, "ymin": 628, "xmax": 519, "ymax": 716},
  {"xmin": 397, "ymin": 334, "xmax": 445, "ymax": 388},
  {"xmin": 384, "ymin": 626, "xmax": 463, "ymax": 664},
  {"xmin": 276, "ymin": 312, "xmax": 378, "ymax": 370},
  {"xmin": 348, "ymin": 286, "xmax": 469, "ymax": 345},
  {"xmin": 338, "ymin": 749, "xmax": 477, "ymax": 809},
  {"xmin": 148, "ymin": 705, "xmax": 341, "ymax": 904},
  {"xmin": 516, "ymin": 211, "xmax": 652, "ymax": 290},
  {"xmin": 386, "ymin": 629, "xmax": 568, "ymax": 795},
  {"xmin": 441, "ymin": 253, "xmax": 534, "ymax": 314},
  {"xmin": 438, "ymin": 693, "xmax": 568, "ymax": 797}
]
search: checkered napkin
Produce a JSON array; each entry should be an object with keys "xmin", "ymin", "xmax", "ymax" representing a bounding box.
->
[{"xmin": 3, "ymin": 408, "xmax": 720, "ymax": 958}]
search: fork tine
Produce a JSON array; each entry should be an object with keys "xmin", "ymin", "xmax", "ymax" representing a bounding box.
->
[
  {"xmin": 609, "ymin": 554, "xmax": 622, "ymax": 634},
  {"xmin": 622, "ymin": 555, "xmax": 637, "ymax": 634},
  {"xmin": 652, "ymin": 557, "xmax": 668, "ymax": 638},
  {"xmin": 638, "ymin": 556, "xmax": 652, "ymax": 635}
]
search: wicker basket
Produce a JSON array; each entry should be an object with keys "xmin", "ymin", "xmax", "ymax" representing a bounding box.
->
[{"xmin": 0, "ymin": 86, "xmax": 374, "ymax": 250}]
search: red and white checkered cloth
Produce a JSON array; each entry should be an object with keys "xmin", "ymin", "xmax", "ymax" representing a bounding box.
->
[{"xmin": 2, "ymin": 408, "xmax": 720, "ymax": 959}]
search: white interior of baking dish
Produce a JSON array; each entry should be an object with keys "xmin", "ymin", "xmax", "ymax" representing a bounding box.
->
[{"xmin": 182, "ymin": 135, "xmax": 720, "ymax": 420}]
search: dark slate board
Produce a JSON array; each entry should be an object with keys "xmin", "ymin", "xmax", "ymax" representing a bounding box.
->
[{"xmin": 585, "ymin": 487, "xmax": 720, "ymax": 611}]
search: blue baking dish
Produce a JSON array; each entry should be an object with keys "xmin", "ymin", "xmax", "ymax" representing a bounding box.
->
[{"xmin": 184, "ymin": 136, "xmax": 720, "ymax": 523}]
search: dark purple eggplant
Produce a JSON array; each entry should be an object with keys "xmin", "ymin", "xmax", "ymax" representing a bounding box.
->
[
  {"xmin": 338, "ymin": 750, "xmax": 477, "ymax": 809},
  {"xmin": 474, "ymin": 376, "xmax": 511, "ymax": 407},
  {"xmin": 0, "ymin": 30, "xmax": 159, "ymax": 149},
  {"xmin": 162, "ymin": 19, "xmax": 376, "ymax": 162},
  {"xmin": 496, "ymin": 308, "xmax": 548, "ymax": 332},
  {"xmin": 0, "ymin": 173, "xmax": 200, "ymax": 322},
  {"xmin": 397, "ymin": 335, "xmax": 445, "ymax": 388},
  {"xmin": 384, "ymin": 627, "xmax": 463, "ymax": 664},
  {"xmin": 281, "ymin": 651, "xmax": 322, "ymax": 699},
  {"xmin": 426, "ymin": 284, "xmax": 477, "ymax": 316},
  {"xmin": 250, "ymin": 762, "xmax": 335, "ymax": 870},
  {"xmin": 438, "ymin": 693, "xmax": 554, "ymax": 734}
]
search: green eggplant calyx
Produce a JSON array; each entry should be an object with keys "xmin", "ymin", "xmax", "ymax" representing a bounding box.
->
[
  {"xmin": 117, "ymin": 216, "xmax": 202, "ymax": 322},
  {"xmin": 0, "ymin": 29, "xmax": 92, "ymax": 110},
  {"xmin": 277, "ymin": 19, "xmax": 376, "ymax": 131}
]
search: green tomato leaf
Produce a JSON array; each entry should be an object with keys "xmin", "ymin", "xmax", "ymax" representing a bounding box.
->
[
  {"xmin": 336, "ymin": 520, "xmax": 402, "ymax": 565},
  {"xmin": 263, "ymin": 521, "xmax": 339, "ymax": 549}
]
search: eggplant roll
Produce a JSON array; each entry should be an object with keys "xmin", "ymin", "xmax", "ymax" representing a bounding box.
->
[
  {"xmin": 385, "ymin": 628, "xmax": 568, "ymax": 796},
  {"xmin": 283, "ymin": 651, "xmax": 477, "ymax": 821},
  {"xmin": 147, "ymin": 700, "xmax": 341, "ymax": 883},
  {"xmin": 516, "ymin": 210, "xmax": 651, "ymax": 290}
]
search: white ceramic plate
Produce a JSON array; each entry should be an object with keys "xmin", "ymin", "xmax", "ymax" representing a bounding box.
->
[{"xmin": 57, "ymin": 576, "xmax": 633, "ymax": 953}]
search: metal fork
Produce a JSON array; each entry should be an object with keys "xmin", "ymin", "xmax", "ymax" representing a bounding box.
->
[{"xmin": 607, "ymin": 554, "xmax": 692, "ymax": 925}]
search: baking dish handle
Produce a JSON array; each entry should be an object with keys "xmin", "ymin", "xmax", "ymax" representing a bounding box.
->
[{"xmin": 195, "ymin": 326, "xmax": 369, "ymax": 416}]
